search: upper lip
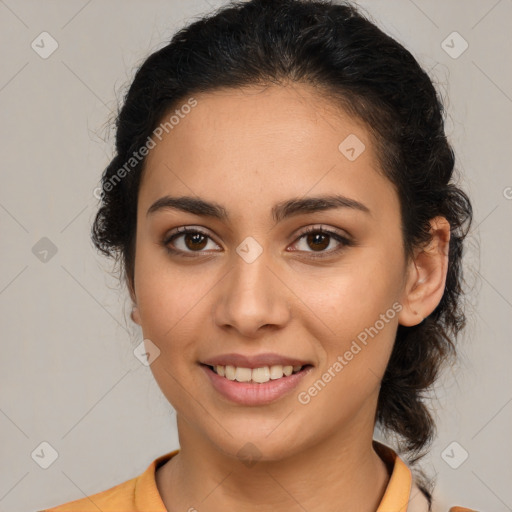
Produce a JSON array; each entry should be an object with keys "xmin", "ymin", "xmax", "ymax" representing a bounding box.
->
[{"xmin": 202, "ymin": 353, "xmax": 312, "ymax": 369}]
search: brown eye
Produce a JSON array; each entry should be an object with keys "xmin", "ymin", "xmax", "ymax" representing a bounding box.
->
[
  {"xmin": 183, "ymin": 232, "xmax": 208, "ymax": 251},
  {"xmin": 163, "ymin": 227, "xmax": 220, "ymax": 255},
  {"xmin": 305, "ymin": 232, "xmax": 330, "ymax": 251},
  {"xmin": 290, "ymin": 226, "xmax": 352, "ymax": 258}
]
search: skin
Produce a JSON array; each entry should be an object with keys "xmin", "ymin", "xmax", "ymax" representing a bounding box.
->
[{"xmin": 130, "ymin": 82, "xmax": 450, "ymax": 512}]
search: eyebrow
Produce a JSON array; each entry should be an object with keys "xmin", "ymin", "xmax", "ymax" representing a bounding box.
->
[{"xmin": 146, "ymin": 194, "xmax": 371, "ymax": 223}]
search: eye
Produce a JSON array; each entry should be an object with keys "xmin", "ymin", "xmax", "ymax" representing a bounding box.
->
[
  {"xmin": 162, "ymin": 225, "xmax": 353, "ymax": 258},
  {"xmin": 163, "ymin": 226, "xmax": 220, "ymax": 256},
  {"xmin": 289, "ymin": 225, "xmax": 353, "ymax": 258}
]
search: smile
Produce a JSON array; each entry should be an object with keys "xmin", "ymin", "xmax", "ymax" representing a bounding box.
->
[
  {"xmin": 200, "ymin": 363, "xmax": 313, "ymax": 405},
  {"xmin": 208, "ymin": 364, "xmax": 305, "ymax": 384}
]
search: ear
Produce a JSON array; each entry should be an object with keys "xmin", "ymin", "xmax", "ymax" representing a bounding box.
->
[
  {"xmin": 130, "ymin": 304, "xmax": 142, "ymax": 325},
  {"xmin": 398, "ymin": 216, "xmax": 451, "ymax": 327},
  {"xmin": 127, "ymin": 277, "xmax": 142, "ymax": 325}
]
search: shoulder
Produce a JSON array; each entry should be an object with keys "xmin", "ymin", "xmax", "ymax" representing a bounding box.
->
[
  {"xmin": 374, "ymin": 441, "xmax": 477, "ymax": 512},
  {"xmin": 40, "ymin": 475, "xmax": 138, "ymax": 511},
  {"xmin": 410, "ymin": 475, "xmax": 478, "ymax": 512},
  {"xmin": 410, "ymin": 481, "xmax": 478, "ymax": 512},
  {"xmin": 39, "ymin": 450, "xmax": 178, "ymax": 512}
]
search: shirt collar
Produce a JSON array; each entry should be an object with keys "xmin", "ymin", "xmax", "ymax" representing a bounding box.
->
[
  {"xmin": 375, "ymin": 441, "xmax": 430, "ymax": 512},
  {"xmin": 134, "ymin": 450, "xmax": 176, "ymax": 510},
  {"xmin": 135, "ymin": 442, "xmax": 427, "ymax": 512}
]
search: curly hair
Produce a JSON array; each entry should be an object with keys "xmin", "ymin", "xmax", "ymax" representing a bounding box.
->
[{"xmin": 91, "ymin": 0, "xmax": 473, "ymax": 500}]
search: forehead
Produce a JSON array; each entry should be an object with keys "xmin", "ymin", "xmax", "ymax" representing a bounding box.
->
[{"xmin": 139, "ymin": 83, "xmax": 398, "ymax": 220}]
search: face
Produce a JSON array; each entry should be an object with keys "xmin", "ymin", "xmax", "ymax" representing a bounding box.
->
[{"xmin": 131, "ymin": 83, "xmax": 411, "ymax": 461}]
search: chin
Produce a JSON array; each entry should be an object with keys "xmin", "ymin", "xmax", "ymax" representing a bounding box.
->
[{"xmin": 201, "ymin": 422, "xmax": 309, "ymax": 463}]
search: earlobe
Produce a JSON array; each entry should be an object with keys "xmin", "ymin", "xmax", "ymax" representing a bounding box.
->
[
  {"xmin": 127, "ymin": 277, "xmax": 140, "ymax": 324},
  {"xmin": 398, "ymin": 216, "xmax": 451, "ymax": 327},
  {"xmin": 131, "ymin": 305, "xmax": 141, "ymax": 325}
]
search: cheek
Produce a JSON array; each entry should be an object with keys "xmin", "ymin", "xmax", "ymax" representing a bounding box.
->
[
  {"xmin": 133, "ymin": 253, "xmax": 212, "ymax": 409},
  {"xmin": 294, "ymin": 250, "xmax": 403, "ymax": 339},
  {"xmin": 293, "ymin": 285, "xmax": 399, "ymax": 433},
  {"xmin": 133, "ymin": 237, "xmax": 208, "ymax": 338},
  {"xmin": 293, "ymin": 251, "xmax": 403, "ymax": 393}
]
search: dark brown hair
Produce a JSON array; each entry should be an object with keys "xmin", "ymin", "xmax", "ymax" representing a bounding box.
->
[{"xmin": 91, "ymin": 0, "xmax": 473, "ymax": 501}]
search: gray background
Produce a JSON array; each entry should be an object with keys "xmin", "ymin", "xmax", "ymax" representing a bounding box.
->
[{"xmin": 0, "ymin": 1, "xmax": 511, "ymax": 511}]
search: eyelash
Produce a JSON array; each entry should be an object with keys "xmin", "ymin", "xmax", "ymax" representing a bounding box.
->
[{"xmin": 162, "ymin": 225, "xmax": 353, "ymax": 259}]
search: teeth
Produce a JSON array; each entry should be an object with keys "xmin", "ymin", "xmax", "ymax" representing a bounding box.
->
[
  {"xmin": 269, "ymin": 365, "xmax": 284, "ymax": 380},
  {"xmin": 234, "ymin": 367, "xmax": 252, "ymax": 382},
  {"xmin": 252, "ymin": 366, "xmax": 270, "ymax": 383},
  {"xmin": 225, "ymin": 365, "xmax": 236, "ymax": 380},
  {"xmin": 211, "ymin": 364, "xmax": 304, "ymax": 383}
]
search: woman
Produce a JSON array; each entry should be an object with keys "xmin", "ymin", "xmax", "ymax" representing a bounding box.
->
[{"xmin": 42, "ymin": 0, "xmax": 475, "ymax": 510}]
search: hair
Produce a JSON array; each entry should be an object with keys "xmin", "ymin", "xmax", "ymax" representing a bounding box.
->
[{"xmin": 91, "ymin": 0, "xmax": 473, "ymax": 502}]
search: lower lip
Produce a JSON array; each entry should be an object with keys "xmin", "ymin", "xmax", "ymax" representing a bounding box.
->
[{"xmin": 200, "ymin": 364, "xmax": 312, "ymax": 406}]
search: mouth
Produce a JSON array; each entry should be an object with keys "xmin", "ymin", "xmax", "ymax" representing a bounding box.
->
[
  {"xmin": 203, "ymin": 363, "xmax": 312, "ymax": 384},
  {"xmin": 199, "ymin": 362, "xmax": 313, "ymax": 405}
]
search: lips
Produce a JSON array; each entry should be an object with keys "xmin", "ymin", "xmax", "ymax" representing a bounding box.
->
[
  {"xmin": 202, "ymin": 352, "xmax": 311, "ymax": 369},
  {"xmin": 201, "ymin": 364, "xmax": 312, "ymax": 405},
  {"xmin": 199, "ymin": 352, "xmax": 313, "ymax": 405}
]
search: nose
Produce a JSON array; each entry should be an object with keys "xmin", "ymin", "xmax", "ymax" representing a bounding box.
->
[{"xmin": 212, "ymin": 243, "xmax": 292, "ymax": 338}]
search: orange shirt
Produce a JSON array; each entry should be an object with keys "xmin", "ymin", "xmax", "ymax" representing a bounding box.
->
[{"xmin": 40, "ymin": 443, "xmax": 475, "ymax": 512}]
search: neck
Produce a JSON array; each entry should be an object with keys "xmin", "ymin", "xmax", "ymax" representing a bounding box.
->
[{"xmin": 157, "ymin": 416, "xmax": 391, "ymax": 512}]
